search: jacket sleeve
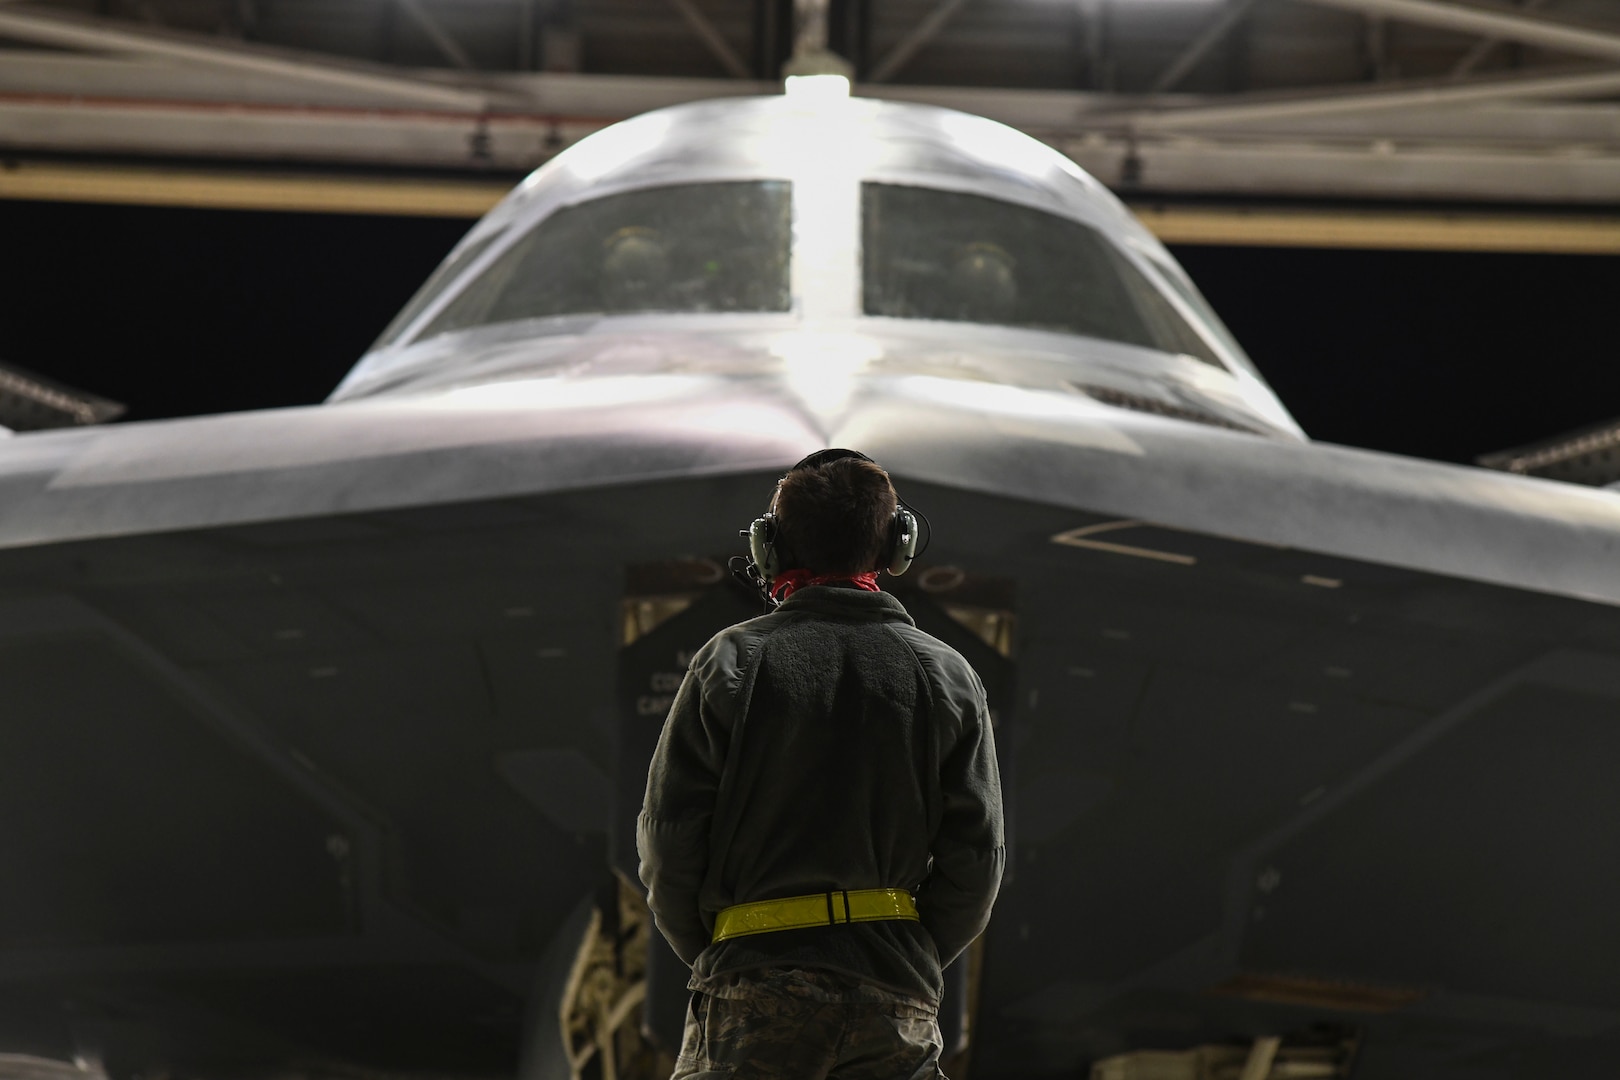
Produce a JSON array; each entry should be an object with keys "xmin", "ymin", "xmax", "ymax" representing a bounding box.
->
[
  {"xmin": 636, "ymin": 644, "xmax": 731, "ymax": 967},
  {"xmin": 916, "ymin": 665, "xmax": 1006, "ymax": 968}
]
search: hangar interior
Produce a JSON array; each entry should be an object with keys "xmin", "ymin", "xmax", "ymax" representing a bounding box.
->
[
  {"xmin": 5, "ymin": 5, "xmax": 1620, "ymax": 1080},
  {"xmin": 6, "ymin": 0, "xmax": 1620, "ymax": 243}
]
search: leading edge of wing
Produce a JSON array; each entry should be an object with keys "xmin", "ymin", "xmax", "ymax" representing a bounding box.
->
[
  {"xmin": 2, "ymin": 370, "xmax": 1617, "ymax": 610},
  {"xmin": 837, "ymin": 374, "xmax": 1620, "ymax": 609},
  {"xmin": 0, "ymin": 374, "xmax": 822, "ymax": 551}
]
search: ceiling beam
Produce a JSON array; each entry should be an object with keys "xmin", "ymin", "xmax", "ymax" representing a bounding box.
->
[
  {"xmin": 393, "ymin": 0, "xmax": 474, "ymax": 70},
  {"xmin": 1152, "ymin": 0, "xmax": 1259, "ymax": 93},
  {"xmin": 0, "ymin": 4, "xmax": 507, "ymax": 110},
  {"xmin": 1450, "ymin": 0, "xmax": 1552, "ymax": 77},
  {"xmin": 1290, "ymin": 0, "xmax": 1620, "ymax": 64},
  {"xmin": 868, "ymin": 0, "xmax": 973, "ymax": 83},
  {"xmin": 10, "ymin": 159, "xmax": 1620, "ymax": 254},
  {"xmin": 1113, "ymin": 64, "xmax": 1620, "ymax": 129},
  {"xmin": 5, "ymin": 47, "xmax": 1617, "ymax": 144},
  {"xmin": 1063, "ymin": 129, "xmax": 1620, "ymax": 205},
  {"xmin": 665, "ymin": 0, "xmax": 751, "ymax": 79}
]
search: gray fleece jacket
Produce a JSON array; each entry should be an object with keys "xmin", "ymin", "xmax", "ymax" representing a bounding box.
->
[{"xmin": 636, "ymin": 585, "xmax": 1005, "ymax": 1003}]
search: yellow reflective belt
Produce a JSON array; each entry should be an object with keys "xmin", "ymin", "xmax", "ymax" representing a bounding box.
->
[{"xmin": 711, "ymin": 888, "xmax": 919, "ymax": 943}]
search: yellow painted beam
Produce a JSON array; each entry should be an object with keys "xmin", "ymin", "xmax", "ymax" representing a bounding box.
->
[
  {"xmin": 1133, "ymin": 204, "xmax": 1620, "ymax": 255},
  {"xmin": 6, "ymin": 160, "xmax": 1620, "ymax": 254}
]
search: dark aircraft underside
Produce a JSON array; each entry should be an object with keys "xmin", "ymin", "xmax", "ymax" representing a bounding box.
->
[{"xmin": 2, "ymin": 472, "xmax": 1617, "ymax": 1080}]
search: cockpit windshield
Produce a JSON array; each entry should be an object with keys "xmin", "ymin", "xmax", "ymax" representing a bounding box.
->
[
  {"xmin": 862, "ymin": 183, "xmax": 1224, "ymax": 368},
  {"xmin": 372, "ymin": 228, "xmax": 505, "ymax": 350},
  {"xmin": 414, "ymin": 180, "xmax": 792, "ymax": 342}
]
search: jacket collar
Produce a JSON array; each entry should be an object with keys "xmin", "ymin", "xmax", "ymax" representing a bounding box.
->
[{"xmin": 776, "ymin": 585, "xmax": 916, "ymax": 625}]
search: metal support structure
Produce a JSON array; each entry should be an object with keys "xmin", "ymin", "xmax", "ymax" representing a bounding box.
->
[
  {"xmin": 394, "ymin": 0, "xmax": 474, "ymax": 69},
  {"xmin": 752, "ymin": 0, "xmax": 781, "ymax": 79},
  {"xmin": 1237, "ymin": 1036, "xmax": 1282, "ymax": 1080},
  {"xmin": 375, "ymin": 0, "xmax": 401, "ymax": 62},
  {"xmin": 0, "ymin": 363, "xmax": 124, "ymax": 431},
  {"xmin": 867, "ymin": 0, "xmax": 971, "ymax": 83},
  {"xmin": 793, "ymin": 0, "xmax": 828, "ymax": 59},
  {"xmin": 540, "ymin": 0, "xmax": 583, "ymax": 74},
  {"xmin": 0, "ymin": 5, "xmax": 503, "ymax": 109},
  {"xmin": 1364, "ymin": 14, "xmax": 1394, "ymax": 81},
  {"xmin": 667, "ymin": 0, "xmax": 752, "ymax": 78},
  {"xmin": 1080, "ymin": 0, "xmax": 1115, "ymax": 92},
  {"xmin": 18, "ymin": 157, "xmax": 1620, "ymax": 245},
  {"xmin": 1451, "ymin": 0, "xmax": 1552, "ymax": 77},
  {"xmin": 782, "ymin": 0, "xmax": 852, "ymax": 77},
  {"xmin": 224, "ymin": 0, "xmax": 259, "ymax": 40},
  {"xmin": 1116, "ymin": 63, "xmax": 1620, "ymax": 129},
  {"xmin": 518, "ymin": 0, "xmax": 537, "ymax": 70},
  {"xmin": 1290, "ymin": 0, "xmax": 1620, "ymax": 64},
  {"xmin": 852, "ymin": 0, "xmax": 872, "ymax": 80},
  {"xmin": 1151, "ymin": 0, "xmax": 1259, "ymax": 93}
]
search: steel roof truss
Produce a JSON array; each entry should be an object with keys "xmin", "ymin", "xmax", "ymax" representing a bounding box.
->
[
  {"xmin": 0, "ymin": 3, "xmax": 507, "ymax": 110},
  {"xmin": 1290, "ymin": 0, "xmax": 1620, "ymax": 65}
]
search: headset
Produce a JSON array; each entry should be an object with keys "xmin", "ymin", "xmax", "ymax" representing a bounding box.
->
[{"xmin": 731, "ymin": 449, "xmax": 930, "ymax": 608}]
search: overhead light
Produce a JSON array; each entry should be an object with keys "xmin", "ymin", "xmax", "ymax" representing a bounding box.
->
[
  {"xmin": 784, "ymin": 73, "xmax": 851, "ymax": 101},
  {"xmin": 783, "ymin": 45, "xmax": 853, "ymax": 98}
]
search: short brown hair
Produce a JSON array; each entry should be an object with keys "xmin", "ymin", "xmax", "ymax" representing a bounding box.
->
[{"xmin": 773, "ymin": 456, "xmax": 898, "ymax": 575}]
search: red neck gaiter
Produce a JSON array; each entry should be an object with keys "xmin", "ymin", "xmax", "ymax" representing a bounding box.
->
[{"xmin": 771, "ymin": 570, "xmax": 881, "ymax": 603}]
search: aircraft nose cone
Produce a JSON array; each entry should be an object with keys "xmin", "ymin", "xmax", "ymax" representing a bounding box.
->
[{"xmin": 771, "ymin": 331, "xmax": 885, "ymax": 426}]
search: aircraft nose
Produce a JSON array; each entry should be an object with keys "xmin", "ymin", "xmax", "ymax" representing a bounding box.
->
[{"xmin": 771, "ymin": 331, "xmax": 885, "ymax": 421}]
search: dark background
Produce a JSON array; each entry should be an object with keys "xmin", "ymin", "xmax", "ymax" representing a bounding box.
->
[{"xmin": 4, "ymin": 197, "xmax": 1615, "ymax": 464}]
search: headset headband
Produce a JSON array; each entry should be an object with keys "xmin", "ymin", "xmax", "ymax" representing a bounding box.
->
[{"xmin": 789, "ymin": 448, "xmax": 874, "ymax": 473}]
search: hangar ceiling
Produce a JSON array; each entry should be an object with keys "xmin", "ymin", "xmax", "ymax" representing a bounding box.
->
[{"xmin": 4, "ymin": 0, "xmax": 1620, "ymax": 241}]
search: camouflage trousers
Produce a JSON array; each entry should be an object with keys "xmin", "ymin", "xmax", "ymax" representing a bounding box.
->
[{"xmin": 671, "ymin": 967, "xmax": 945, "ymax": 1079}]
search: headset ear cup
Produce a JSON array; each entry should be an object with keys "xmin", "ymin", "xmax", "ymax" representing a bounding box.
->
[
  {"xmin": 749, "ymin": 515, "xmax": 779, "ymax": 581},
  {"xmin": 889, "ymin": 509, "xmax": 918, "ymax": 576}
]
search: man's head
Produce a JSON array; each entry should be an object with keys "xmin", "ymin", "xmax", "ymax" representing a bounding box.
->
[{"xmin": 771, "ymin": 452, "xmax": 899, "ymax": 576}]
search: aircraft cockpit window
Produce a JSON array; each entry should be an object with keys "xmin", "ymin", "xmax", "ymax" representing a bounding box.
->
[
  {"xmin": 415, "ymin": 181, "xmax": 791, "ymax": 341},
  {"xmin": 372, "ymin": 229, "xmax": 505, "ymax": 350},
  {"xmin": 862, "ymin": 184, "xmax": 1224, "ymax": 368}
]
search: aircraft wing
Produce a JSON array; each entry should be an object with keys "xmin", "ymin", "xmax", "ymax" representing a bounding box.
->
[
  {"xmin": 0, "ymin": 375, "xmax": 820, "ymax": 549},
  {"xmin": 2, "ymin": 373, "xmax": 1616, "ymax": 605},
  {"xmin": 1, "ymin": 374, "xmax": 1617, "ymax": 1079}
]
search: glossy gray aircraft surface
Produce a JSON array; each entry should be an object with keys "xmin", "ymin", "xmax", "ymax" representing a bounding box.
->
[{"xmin": 2, "ymin": 86, "xmax": 1618, "ymax": 1080}]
